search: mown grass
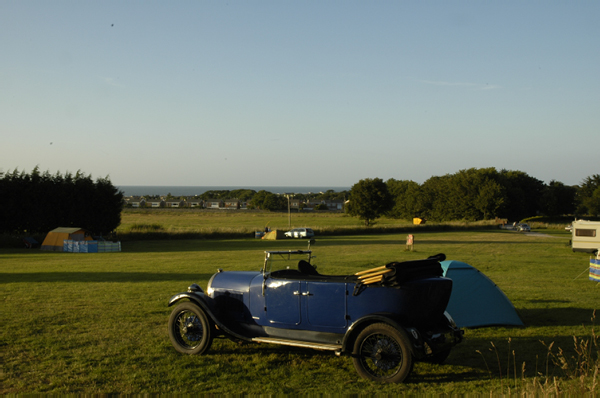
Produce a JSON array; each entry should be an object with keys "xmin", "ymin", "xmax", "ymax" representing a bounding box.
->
[
  {"xmin": 116, "ymin": 209, "xmax": 501, "ymax": 241},
  {"xmin": 2, "ymin": 226, "xmax": 598, "ymax": 394},
  {"xmin": 118, "ymin": 208, "xmax": 367, "ymax": 232}
]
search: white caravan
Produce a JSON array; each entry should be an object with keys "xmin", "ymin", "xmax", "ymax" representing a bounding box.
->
[{"xmin": 571, "ymin": 220, "xmax": 600, "ymax": 254}]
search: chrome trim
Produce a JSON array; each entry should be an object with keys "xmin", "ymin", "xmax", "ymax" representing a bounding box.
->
[{"xmin": 252, "ymin": 337, "xmax": 342, "ymax": 351}]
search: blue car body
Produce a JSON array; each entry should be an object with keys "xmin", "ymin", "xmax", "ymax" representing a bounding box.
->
[{"xmin": 168, "ymin": 247, "xmax": 463, "ymax": 383}]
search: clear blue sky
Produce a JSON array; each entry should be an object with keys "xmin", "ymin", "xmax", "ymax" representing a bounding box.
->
[{"xmin": 2, "ymin": 1, "xmax": 598, "ymax": 187}]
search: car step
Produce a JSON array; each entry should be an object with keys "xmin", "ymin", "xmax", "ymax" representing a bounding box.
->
[{"xmin": 252, "ymin": 337, "xmax": 342, "ymax": 352}]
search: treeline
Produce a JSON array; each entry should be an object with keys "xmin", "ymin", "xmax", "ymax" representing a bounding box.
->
[
  {"xmin": 0, "ymin": 167, "xmax": 123, "ymax": 235},
  {"xmin": 3, "ymin": 166, "xmax": 598, "ymax": 236},
  {"xmin": 386, "ymin": 168, "xmax": 599, "ymax": 222},
  {"xmin": 147, "ymin": 169, "xmax": 599, "ymax": 220},
  {"xmin": 247, "ymin": 189, "xmax": 349, "ymax": 211}
]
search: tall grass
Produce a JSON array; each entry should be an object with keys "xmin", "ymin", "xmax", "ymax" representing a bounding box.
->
[{"xmin": 476, "ymin": 311, "xmax": 599, "ymax": 395}]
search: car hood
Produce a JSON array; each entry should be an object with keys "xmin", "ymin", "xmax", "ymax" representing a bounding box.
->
[{"xmin": 208, "ymin": 271, "xmax": 262, "ymax": 295}]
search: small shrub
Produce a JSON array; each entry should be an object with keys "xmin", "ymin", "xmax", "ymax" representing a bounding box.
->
[{"xmin": 128, "ymin": 223, "xmax": 165, "ymax": 232}]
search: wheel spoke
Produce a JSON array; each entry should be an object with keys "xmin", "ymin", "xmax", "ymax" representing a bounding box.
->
[
  {"xmin": 174, "ymin": 310, "xmax": 204, "ymax": 348},
  {"xmin": 359, "ymin": 333, "xmax": 403, "ymax": 378}
]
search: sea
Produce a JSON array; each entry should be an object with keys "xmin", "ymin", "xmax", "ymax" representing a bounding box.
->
[{"xmin": 117, "ymin": 186, "xmax": 351, "ymax": 197}]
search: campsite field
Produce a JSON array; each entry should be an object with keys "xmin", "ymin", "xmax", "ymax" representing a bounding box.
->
[
  {"xmin": 114, "ymin": 208, "xmax": 502, "ymax": 240},
  {"xmin": 116, "ymin": 208, "xmax": 406, "ymax": 234},
  {"xmin": 2, "ymin": 228, "xmax": 598, "ymax": 394}
]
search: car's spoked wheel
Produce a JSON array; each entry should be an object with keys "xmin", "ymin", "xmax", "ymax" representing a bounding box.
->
[
  {"xmin": 352, "ymin": 323, "xmax": 412, "ymax": 383},
  {"xmin": 168, "ymin": 302, "xmax": 213, "ymax": 355}
]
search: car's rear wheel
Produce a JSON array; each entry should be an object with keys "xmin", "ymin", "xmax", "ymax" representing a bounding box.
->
[
  {"xmin": 352, "ymin": 323, "xmax": 413, "ymax": 383},
  {"xmin": 168, "ymin": 302, "xmax": 213, "ymax": 355}
]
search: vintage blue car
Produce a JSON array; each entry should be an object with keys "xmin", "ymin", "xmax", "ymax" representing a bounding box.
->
[{"xmin": 168, "ymin": 242, "xmax": 463, "ymax": 383}]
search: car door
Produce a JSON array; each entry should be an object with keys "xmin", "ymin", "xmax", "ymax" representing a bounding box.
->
[
  {"xmin": 305, "ymin": 281, "xmax": 347, "ymax": 328},
  {"xmin": 264, "ymin": 278, "xmax": 301, "ymax": 326}
]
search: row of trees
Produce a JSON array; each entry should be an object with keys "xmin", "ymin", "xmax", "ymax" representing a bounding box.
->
[
  {"xmin": 0, "ymin": 167, "xmax": 123, "ymax": 235},
  {"xmin": 247, "ymin": 189, "xmax": 350, "ymax": 211},
  {"xmin": 2, "ymin": 166, "xmax": 597, "ymax": 233},
  {"xmin": 347, "ymin": 169, "xmax": 600, "ymax": 226}
]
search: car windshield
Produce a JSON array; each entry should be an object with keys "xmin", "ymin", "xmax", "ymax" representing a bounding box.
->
[{"xmin": 263, "ymin": 250, "xmax": 313, "ymax": 273}]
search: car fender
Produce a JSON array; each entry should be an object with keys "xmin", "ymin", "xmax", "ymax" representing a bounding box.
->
[
  {"xmin": 342, "ymin": 313, "xmax": 425, "ymax": 357},
  {"xmin": 168, "ymin": 291, "xmax": 219, "ymax": 321},
  {"xmin": 168, "ymin": 291, "xmax": 252, "ymax": 343}
]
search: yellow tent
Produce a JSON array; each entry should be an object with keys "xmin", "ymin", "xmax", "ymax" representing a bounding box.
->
[
  {"xmin": 41, "ymin": 227, "xmax": 92, "ymax": 251},
  {"xmin": 261, "ymin": 230, "xmax": 286, "ymax": 240}
]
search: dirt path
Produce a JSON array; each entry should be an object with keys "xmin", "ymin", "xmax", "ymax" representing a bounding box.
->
[{"xmin": 523, "ymin": 232, "xmax": 556, "ymax": 238}]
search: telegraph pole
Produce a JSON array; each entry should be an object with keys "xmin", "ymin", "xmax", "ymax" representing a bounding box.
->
[{"xmin": 284, "ymin": 193, "xmax": 294, "ymax": 229}]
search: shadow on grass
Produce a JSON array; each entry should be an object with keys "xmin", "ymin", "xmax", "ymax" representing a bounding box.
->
[
  {"xmin": 205, "ymin": 334, "xmax": 578, "ymax": 383},
  {"xmin": 121, "ymin": 239, "xmax": 315, "ymax": 253},
  {"xmin": 316, "ymin": 239, "xmax": 557, "ymax": 247},
  {"xmin": 121, "ymin": 238, "xmax": 532, "ymax": 254},
  {"xmin": 5, "ymin": 231, "xmax": 560, "ymax": 254},
  {"xmin": 165, "ymin": 323, "xmax": 597, "ymax": 385},
  {"xmin": 443, "ymin": 333, "xmax": 594, "ymax": 379},
  {"xmin": 0, "ymin": 272, "xmax": 215, "ymax": 283},
  {"xmin": 519, "ymin": 307, "xmax": 597, "ymax": 327}
]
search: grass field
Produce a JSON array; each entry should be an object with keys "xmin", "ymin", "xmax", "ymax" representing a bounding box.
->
[
  {"xmin": 114, "ymin": 209, "xmax": 502, "ymax": 241},
  {"xmin": 2, "ymin": 216, "xmax": 599, "ymax": 394},
  {"xmin": 116, "ymin": 208, "xmax": 409, "ymax": 238},
  {"xmin": 118, "ymin": 208, "xmax": 369, "ymax": 231}
]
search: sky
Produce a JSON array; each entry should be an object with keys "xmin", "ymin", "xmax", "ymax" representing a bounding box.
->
[{"xmin": 1, "ymin": 1, "xmax": 599, "ymax": 187}]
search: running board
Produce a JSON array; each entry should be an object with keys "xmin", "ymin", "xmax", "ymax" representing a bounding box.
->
[{"xmin": 252, "ymin": 337, "xmax": 342, "ymax": 352}]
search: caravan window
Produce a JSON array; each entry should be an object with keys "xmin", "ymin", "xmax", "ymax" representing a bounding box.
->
[{"xmin": 575, "ymin": 229, "xmax": 596, "ymax": 237}]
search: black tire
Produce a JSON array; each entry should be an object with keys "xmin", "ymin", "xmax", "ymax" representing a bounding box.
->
[
  {"xmin": 352, "ymin": 323, "xmax": 413, "ymax": 383},
  {"xmin": 422, "ymin": 314, "xmax": 454, "ymax": 364},
  {"xmin": 168, "ymin": 302, "xmax": 213, "ymax": 355}
]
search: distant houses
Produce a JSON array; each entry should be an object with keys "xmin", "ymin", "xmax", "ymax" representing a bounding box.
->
[
  {"xmin": 124, "ymin": 195, "xmax": 343, "ymax": 211},
  {"xmin": 296, "ymin": 200, "xmax": 344, "ymax": 211},
  {"xmin": 129, "ymin": 197, "xmax": 145, "ymax": 208},
  {"xmin": 123, "ymin": 196, "xmax": 241, "ymax": 209},
  {"xmin": 185, "ymin": 197, "xmax": 202, "ymax": 208},
  {"xmin": 204, "ymin": 199, "xmax": 223, "ymax": 209},
  {"xmin": 147, "ymin": 199, "xmax": 166, "ymax": 208}
]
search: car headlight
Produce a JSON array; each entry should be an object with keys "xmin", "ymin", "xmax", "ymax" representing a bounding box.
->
[{"xmin": 188, "ymin": 283, "xmax": 203, "ymax": 293}]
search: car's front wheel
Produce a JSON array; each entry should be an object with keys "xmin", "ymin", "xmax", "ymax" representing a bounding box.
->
[
  {"xmin": 352, "ymin": 323, "xmax": 413, "ymax": 383},
  {"xmin": 168, "ymin": 302, "xmax": 213, "ymax": 355}
]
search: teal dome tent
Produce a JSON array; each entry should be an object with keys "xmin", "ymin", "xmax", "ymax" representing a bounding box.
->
[{"xmin": 441, "ymin": 260, "xmax": 523, "ymax": 328}]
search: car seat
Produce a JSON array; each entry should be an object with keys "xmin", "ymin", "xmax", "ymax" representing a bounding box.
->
[{"xmin": 298, "ymin": 260, "xmax": 319, "ymax": 275}]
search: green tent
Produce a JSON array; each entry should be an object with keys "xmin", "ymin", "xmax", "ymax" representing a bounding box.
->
[{"xmin": 441, "ymin": 260, "xmax": 523, "ymax": 328}]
